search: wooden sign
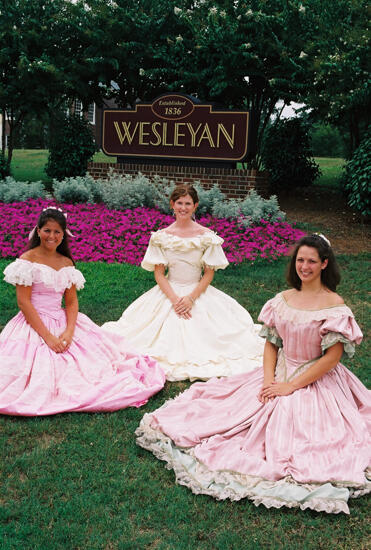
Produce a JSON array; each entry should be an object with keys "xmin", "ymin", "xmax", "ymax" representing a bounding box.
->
[{"xmin": 102, "ymin": 94, "xmax": 252, "ymax": 163}]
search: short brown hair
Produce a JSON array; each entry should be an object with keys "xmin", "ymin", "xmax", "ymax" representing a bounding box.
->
[{"xmin": 169, "ymin": 184, "xmax": 199, "ymax": 205}]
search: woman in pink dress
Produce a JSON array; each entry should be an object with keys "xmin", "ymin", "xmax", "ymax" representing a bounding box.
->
[
  {"xmin": 136, "ymin": 234, "xmax": 370, "ymax": 514},
  {"xmin": 0, "ymin": 207, "xmax": 165, "ymax": 416}
]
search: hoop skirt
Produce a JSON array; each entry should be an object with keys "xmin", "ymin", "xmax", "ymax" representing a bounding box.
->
[
  {"xmin": 102, "ymin": 231, "xmax": 265, "ymax": 381},
  {"xmin": 0, "ymin": 259, "xmax": 165, "ymax": 416},
  {"xmin": 136, "ymin": 293, "xmax": 371, "ymax": 514}
]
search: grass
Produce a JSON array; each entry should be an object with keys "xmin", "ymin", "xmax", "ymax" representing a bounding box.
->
[
  {"xmin": 314, "ymin": 157, "xmax": 345, "ymax": 189},
  {"xmin": 0, "ymin": 257, "xmax": 370, "ymax": 549},
  {"xmin": 10, "ymin": 150, "xmax": 117, "ymax": 182},
  {"xmin": 8, "ymin": 150, "xmax": 346, "ymax": 190}
]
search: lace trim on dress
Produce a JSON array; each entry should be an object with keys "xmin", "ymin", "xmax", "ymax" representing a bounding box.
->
[
  {"xmin": 321, "ymin": 332, "xmax": 356, "ymax": 360},
  {"xmin": 150, "ymin": 230, "xmax": 224, "ymax": 251},
  {"xmin": 3, "ymin": 259, "xmax": 85, "ymax": 292},
  {"xmin": 136, "ymin": 414, "xmax": 370, "ymax": 514},
  {"xmin": 259, "ymin": 325, "xmax": 283, "ymax": 348}
]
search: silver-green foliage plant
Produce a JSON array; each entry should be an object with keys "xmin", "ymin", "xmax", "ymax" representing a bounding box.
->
[
  {"xmin": 0, "ymin": 177, "xmax": 46, "ymax": 202},
  {"xmin": 53, "ymin": 175, "xmax": 102, "ymax": 204},
  {"xmin": 97, "ymin": 169, "xmax": 173, "ymax": 211},
  {"xmin": 212, "ymin": 189, "xmax": 284, "ymax": 226},
  {"xmin": 193, "ymin": 184, "xmax": 226, "ymax": 216}
]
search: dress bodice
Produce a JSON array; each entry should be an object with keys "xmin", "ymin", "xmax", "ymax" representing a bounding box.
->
[
  {"xmin": 4, "ymin": 259, "xmax": 85, "ymax": 319},
  {"xmin": 141, "ymin": 230, "xmax": 229, "ymax": 285},
  {"xmin": 259, "ymin": 292, "xmax": 363, "ymax": 381}
]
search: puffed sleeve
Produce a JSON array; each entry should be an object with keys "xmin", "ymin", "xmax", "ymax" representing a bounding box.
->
[
  {"xmin": 141, "ymin": 232, "xmax": 168, "ymax": 272},
  {"xmin": 3, "ymin": 259, "xmax": 33, "ymax": 286},
  {"xmin": 257, "ymin": 296, "xmax": 283, "ymax": 348},
  {"xmin": 320, "ymin": 309, "xmax": 363, "ymax": 359},
  {"xmin": 201, "ymin": 234, "xmax": 229, "ymax": 271}
]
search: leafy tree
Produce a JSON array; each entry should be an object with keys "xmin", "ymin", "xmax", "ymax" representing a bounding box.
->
[
  {"xmin": 154, "ymin": 0, "xmax": 318, "ymax": 167},
  {"xmin": 0, "ymin": 0, "xmax": 68, "ymax": 170},
  {"xmin": 303, "ymin": 0, "xmax": 370, "ymax": 155},
  {"xmin": 0, "ymin": 0, "xmax": 109, "ymax": 172}
]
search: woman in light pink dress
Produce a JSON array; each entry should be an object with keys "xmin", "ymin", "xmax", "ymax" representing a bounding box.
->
[
  {"xmin": 0, "ymin": 208, "xmax": 165, "ymax": 416},
  {"xmin": 136, "ymin": 234, "xmax": 371, "ymax": 514}
]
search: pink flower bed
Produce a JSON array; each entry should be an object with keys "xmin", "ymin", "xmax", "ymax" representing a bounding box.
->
[{"xmin": 0, "ymin": 199, "xmax": 305, "ymax": 264}]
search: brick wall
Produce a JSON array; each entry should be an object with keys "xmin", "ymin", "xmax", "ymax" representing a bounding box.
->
[{"xmin": 87, "ymin": 162, "xmax": 269, "ymax": 199}]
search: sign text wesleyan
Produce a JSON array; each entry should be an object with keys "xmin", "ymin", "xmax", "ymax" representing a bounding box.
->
[{"xmin": 102, "ymin": 94, "xmax": 250, "ymax": 162}]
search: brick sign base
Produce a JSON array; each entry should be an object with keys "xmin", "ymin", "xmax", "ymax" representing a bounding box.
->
[{"xmin": 87, "ymin": 161, "xmax": 269, "ymax": 199}]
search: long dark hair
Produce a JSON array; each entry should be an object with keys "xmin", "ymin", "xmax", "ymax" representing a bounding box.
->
[
  {"xmin": 287, "ymin": 234, "xmax": 340, "ymax": 291},
  {"xmin": 27, "ymin": 208, "xmax": 75, "ymax": 264}
]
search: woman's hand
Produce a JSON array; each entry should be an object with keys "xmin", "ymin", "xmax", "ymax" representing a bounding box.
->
[
  {"xmin": 259, "ymin": 381, "xmax": 296, "ymax": 400},
  {"xmin": 258, "ymin": 378, "xmax": 275, "ymax": 403},
  {"xmin": 59, "ymin": 329, "xmax": 74, "ymax": 351},
  {"xmin": 44, "ymin": 333, "xmax": 67, "ymax": 353},
  {"xmin": 173, "ymin": 296, "xmax": 194, "ymax": 319}
]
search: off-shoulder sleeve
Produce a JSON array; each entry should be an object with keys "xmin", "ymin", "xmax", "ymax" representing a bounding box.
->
[
  {"xmin": 320, "ymin": 310, "xmax": 363, "ymax": 359},
  {"xmin": 4, "ymin": 259, "xmax": 33, "ymax": 286},
  {"xmin": 68, "ymin": 268, "xmax": 85, "ymax": 290},
  {"xmin": 3, "ymin": 259, "xmax": 85, "ymax": 291},
  {"xmin": 141, "ymin": 233, "xmax": 168, "ymax": 272},
  {"xmin": 257, "ymin": 296, "xmax": 283, "ymax": 348},
  {"xmin": 201, "ymin": 234, "xmax": 229, "ymax": 271}
]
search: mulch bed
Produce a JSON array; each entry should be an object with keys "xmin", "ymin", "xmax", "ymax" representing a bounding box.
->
[{"xmin": 278, "ymin": 187, "xmax": 370, "ymax": 255}]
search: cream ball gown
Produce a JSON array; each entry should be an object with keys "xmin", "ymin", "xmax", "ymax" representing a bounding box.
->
[{"xmin": 102, "ymin": 230, "xmax": 265, "ymax": 381}]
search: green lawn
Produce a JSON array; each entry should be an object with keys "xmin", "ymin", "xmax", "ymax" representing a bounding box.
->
[
  {"xmin": 0, "ymin": 257, "xmax": 370, "ymax": 550},
  {"xmin": 10, "ymin": 150, "xmax": 117, "ymax": 182},
  {"xmin": 8, "ymin": 150, "xmax": 345, "ymax": 190},
  {"xmin": 314, "ymin": 157, "xmax": 345, "ymax": 189}
]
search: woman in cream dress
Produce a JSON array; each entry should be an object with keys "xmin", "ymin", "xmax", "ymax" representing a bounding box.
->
[{"xmin": 102, "ymin": 184, "xmax": 264, "ymax": 381}]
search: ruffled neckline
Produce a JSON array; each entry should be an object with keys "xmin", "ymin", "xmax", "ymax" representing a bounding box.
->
[
  {"xmin": 3, "ymin": 258, "xmax": 85, "ymax": 292},
  {"xmin": 274, "ymin": 292, "xmax": 354, "ymax": 323},
  {"xmin": 151, "ymin": 230, "xmax": 224, "ymax": 250}
]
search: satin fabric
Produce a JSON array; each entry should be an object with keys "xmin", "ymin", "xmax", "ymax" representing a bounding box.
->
[
  {"xmin": 102, "ymin": 230, "xmax": 265, "ymax": 381},
  {"xmin": 136, "ymin": 293, "xmax": 371, "ymax": 514},
  {"xmin": 0, "ymin": 260, "xmax": 165, "ymax": 416}
]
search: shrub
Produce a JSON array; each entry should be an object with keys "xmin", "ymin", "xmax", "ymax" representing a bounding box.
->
[
  {"xmin": 53, "ymin": 175, "xmax": 102, "ymax": 204},
  {"xmin": 0, "ymin": 177, "xmax": 46, "ymax": 202},
  {"xmin": 0, "ymin": 152, "xmax": 10, "ymax": 179},
  {"xmin": 212, "ymin": 189, "xmax": 285, "ymax": 226},
  {"xmin": 99, "ymin": 170, "xmax": 158, "ymax": 211},
  {"xmin": 343, "ymin": 131, "xmax": 371, "ymax": 218},
  {"xmin": 46, "ymin": 113, "xmax": 96, "ymax": 180},
  {"xmin": 4, "ymin": 169, "xmax": 287, "ymax": 228},
  {"xmin": 261, "ymin": 118, "xmax": 320, "ymax": 192}
]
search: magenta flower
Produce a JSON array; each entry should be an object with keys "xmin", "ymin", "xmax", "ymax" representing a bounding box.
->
[{"xmin": 0, "ymin": 199, "xmax": 305, "ymax": 264}]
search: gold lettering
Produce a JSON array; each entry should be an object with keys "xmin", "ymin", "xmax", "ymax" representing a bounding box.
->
[
  {"xmin": 217, "ymin": 123, "xmax": 235, "ymax": 148},
  {"xmin": 186, "ymin": 123, "xmax": 202, "ymax": 147},
  {"xmin": 139, "ymin": 122, "xmax": 150, "ymax": 145},
  {"xmin": 150, "ymin": 122, "xmax": 161, "ymax": 146},
  {"xmin": 197, "ymin": 123, "xmax": 215, "ymax": 148},
  {"xmin": 174, "ymin": 123, "xmax": 186, "ymax": 146},
  {"xmin": 162, "ymin": 123, "xmax": 173, "ymax": 146},
  {"xmin": 114, "ymin": 121, "xmax": 139, "ymax": 145}
]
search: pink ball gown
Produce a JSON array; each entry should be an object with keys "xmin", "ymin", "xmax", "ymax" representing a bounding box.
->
[
  {"xmin": 0, "ymin": 259, "xmax": 165, "ymax": 416},
  {"xmin": 136, "ymin": 292, "xmax": 371, "ymax": 514}
]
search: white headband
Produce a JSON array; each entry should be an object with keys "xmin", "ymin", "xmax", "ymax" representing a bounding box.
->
[
  {"xmin": 314, "ymin": 233, "xmax": 331, "ymax": 247},
  {"xmin": 28, "ymin": 207, "xmax": 75, "ymax": 240}
]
